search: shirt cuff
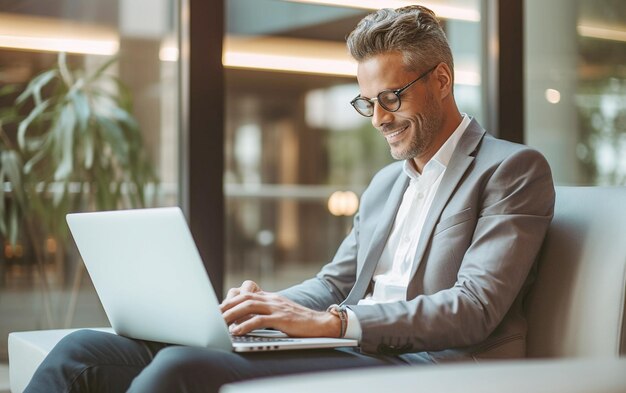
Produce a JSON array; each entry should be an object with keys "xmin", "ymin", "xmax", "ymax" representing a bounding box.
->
[{"xmin": 344, "ymin": 307, "xmax": 362, "ymax": 342}]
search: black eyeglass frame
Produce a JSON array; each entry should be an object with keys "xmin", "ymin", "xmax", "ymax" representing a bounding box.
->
[{"xmin": 350, "ymin": 64, "xmax": 438, "ymax": 117}]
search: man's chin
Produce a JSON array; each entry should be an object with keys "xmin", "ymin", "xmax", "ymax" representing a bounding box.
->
[
  {"xmin": 390, "ymin": 151, "xmax": 412, "ymax": 161},
  {"xmin": 389, "ymin": 145, "xmax": 416, "ymax": 161}
]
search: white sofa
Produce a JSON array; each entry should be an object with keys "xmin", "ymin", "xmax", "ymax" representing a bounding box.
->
[
  {"xmin": 8, "ymin": 187, "xmax": 626, "ymax": 392},
  {"xmin": 223, "ymin": 186, "xmax": 626, "ymax": 392},
  {"xmin": 8, "ymin": 328, "xmax": 114, "ymax": 393},
  {"xmin": 222, "ymin": 357, "xmax": 626, "ymax": 393}
]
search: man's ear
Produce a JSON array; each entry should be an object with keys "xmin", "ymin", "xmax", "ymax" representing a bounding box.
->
[{"xmin": 434, "ymin": 62, "xmax": 453, "ymax": 100}]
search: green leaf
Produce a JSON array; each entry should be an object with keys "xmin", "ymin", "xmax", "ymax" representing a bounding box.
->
[
  {"xmin": 92, "ymin": 94, "xmax": 118, "ymax": 117},
  {"xmin": 58, "ymin": 52, "xmax": 74, "ymax": 87},
  {"xmin": 53, "ymin": 105, "xmax": 77, "ymax": 181},
  {"xmin": 66, "ymin": 77, "xmax": 86, "ymax": 103},
  {"xmin": 95, "ymin": 115, "xmax": 129, "ymax": 165},
  {"xmin": 71, "ymin": 90, "xmax": 90, "ymax": 132},
  {"xmin": 9, "ymin": 203, "xmax": 18, "ymax": 245},
  {"xmin": 16, "ymin": 69, "xmax": 57, "ymax": 106},
  {"xmin": 86, "ymin": 56, "xmax": 119, "ymax": 85},
  {"xmin": 23, "ymin": 145, "xmax": 49, "ymax": 174},
  {"xmin": 51, "ymin": 181, "xmax": 67, "ymax": 207},
  {"xmin": 0, "ymin": 168, "xmax": 5, "ymax": 234},
  {"xmin": 22, "ymin": 134, "xmax": 49, "ymax": 151},
  {"xmin": 110, "ymin": 107, "xmax": 138, "ymax": 129},
  {"xmin": 0, "ymin": 106, "xmax": 21, "ymax": 127},
  {"xmin": 17, "ymin": 99, "xmax": 51, "ymax": 150},
  {"xmin": 1, "ymin": 150, "xmax": 24, "ymax": 201},
  {"xmin": 105, "ymin": 75, "xmax": 134, "ymax": 110},
  {"xmin": 83, "ymin": 124, "xmax": 94, "ymax": 169},
  {"xmin": 0, "ymin": 151, "xmax": 24, "ymax": 244}
]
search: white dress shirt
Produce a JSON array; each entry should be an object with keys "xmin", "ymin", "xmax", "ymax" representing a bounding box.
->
[{"xmin": 344, "ymin": 114, "xmax": 471, "ymax": 340}]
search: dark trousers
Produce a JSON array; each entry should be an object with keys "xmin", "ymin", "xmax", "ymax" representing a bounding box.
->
[{"xmin": 24, "ymin": 330, "xmax": 430, "ymax": 393}]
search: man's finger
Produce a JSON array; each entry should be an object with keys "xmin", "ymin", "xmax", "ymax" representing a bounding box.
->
[
  {"xmin": 221, "ymin": 280, "xmax": 261, "ymax": 308},
  {"xmin": 240, "ymin": 280, "xmax": 260, "ymax": 293},
  {"xmin": 233, "ymin": 314, "xmax": 254, "ymax": 325},
  {"xmin": 221, "ymin": 290, "xmax": 261, "ymax": 312},
  {"xmin": 223, "ymin": 287, "xmax": 241, "ymax": 303},
  {"xmin": 222, "ymin": 297, "xmax": 269, "ymax": 324},
  {"xmin": 230, "ymin": 314, "xmax": 271, "ymax": 335}
]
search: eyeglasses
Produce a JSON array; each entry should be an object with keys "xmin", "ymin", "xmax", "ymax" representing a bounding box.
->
[{"xmin": 350, "ymin": 65, "xmax": 438, "ymax": 117}]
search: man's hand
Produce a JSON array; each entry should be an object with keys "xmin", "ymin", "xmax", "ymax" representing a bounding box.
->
[
  {"xmin": 223, "ymin": 280, "xmax": 263, "ymax": 302},
  {"xmin": 220, "ymin": 281, "xmax": 341, "ymax": 338}
]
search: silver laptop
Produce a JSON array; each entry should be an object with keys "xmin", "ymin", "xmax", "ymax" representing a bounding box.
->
[{"xmin": 66, "ymin": 207, "xmax": 357, "ymax": 352}]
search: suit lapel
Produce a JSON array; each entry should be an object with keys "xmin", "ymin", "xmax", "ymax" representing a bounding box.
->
[
  {"xmin": 343, "ymin": 172, "xmax": 408, "ymax": 305},
  {"xmin": 409, "ymin": 119, "xmax": 485, "ymax": 279}
]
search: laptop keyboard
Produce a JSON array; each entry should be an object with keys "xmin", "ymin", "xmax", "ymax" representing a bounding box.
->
[{"xmin": 231, "ymin": 335, "xmax": 297, "ymax": 343}]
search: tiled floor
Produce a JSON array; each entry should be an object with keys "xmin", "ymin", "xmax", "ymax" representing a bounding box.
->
[{"xmin": 0, "ymin": 363, "xmax": 9, "ymax": 393}]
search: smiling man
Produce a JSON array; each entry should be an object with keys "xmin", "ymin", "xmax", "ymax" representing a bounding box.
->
[
  {"xmin": 355, "ymin": 59, "xmax": 451, "ymax": 166},
  {"xmin": 25, "ymin": 6, "xmax": 555, "ymax": 393}
]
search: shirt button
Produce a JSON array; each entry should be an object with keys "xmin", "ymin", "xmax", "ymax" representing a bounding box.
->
[{"xmin": 417, "ymin": 193, "xmax": 424, "ymax": 199}]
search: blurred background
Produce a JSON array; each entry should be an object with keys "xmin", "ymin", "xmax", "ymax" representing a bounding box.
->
[{"xmin": 0, "ymin": 0, "xmax": 624, "ymax": 377}]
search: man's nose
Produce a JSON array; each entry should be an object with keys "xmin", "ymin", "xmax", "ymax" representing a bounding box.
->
[{"xmin": 371, "ymin": 102, "xmax": 393, "ymax": 128}]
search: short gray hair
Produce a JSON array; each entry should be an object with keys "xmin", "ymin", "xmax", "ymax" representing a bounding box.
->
[{"xmin": 347, "ymin": 6, "xmax": 454, "ymax": 77}]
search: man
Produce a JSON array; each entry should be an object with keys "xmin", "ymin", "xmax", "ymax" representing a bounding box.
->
[{"xmin": 26, "ymin": 5, "xmax": 555, "ymax": 393}]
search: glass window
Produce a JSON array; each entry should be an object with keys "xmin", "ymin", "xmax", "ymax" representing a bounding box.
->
[
  {"xmin": 525, "ymin": 0, "xmax": 626, "ymax": 185},
  {"xmin": 0, "ymin": 0, "xmax": 180, "ymax": 361},
  {"xmin": 224, "ymin": 0, "xmax": 485, "ymax": 292}
]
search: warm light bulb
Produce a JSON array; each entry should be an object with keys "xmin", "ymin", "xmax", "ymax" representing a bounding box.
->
[
  {"xmin": 545, "ymin": 88, "xmax": 561, "ymax": 104},
  {"xmin": 328, "ymin": 191, "xmax": 359, "ymax": 216}
]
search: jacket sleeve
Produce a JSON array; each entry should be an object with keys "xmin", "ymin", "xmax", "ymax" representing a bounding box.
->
[{"xmin": 278, "ymin": 211, "xmax": 360, "ymax": 311}]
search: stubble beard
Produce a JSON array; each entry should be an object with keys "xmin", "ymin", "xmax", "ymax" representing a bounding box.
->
[{"xmin": 389, "ymin": 99, "xmax": 442, "ymax": 161}]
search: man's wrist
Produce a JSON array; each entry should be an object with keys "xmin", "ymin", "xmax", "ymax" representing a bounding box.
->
[{"xmin": 327, "ymin": 304, "xmax": 348, "ymax": 338}]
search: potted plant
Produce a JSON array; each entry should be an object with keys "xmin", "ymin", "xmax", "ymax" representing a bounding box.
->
[{"xmin": 0, "ymin": 53, "xmax": 157, "ymax": 327}]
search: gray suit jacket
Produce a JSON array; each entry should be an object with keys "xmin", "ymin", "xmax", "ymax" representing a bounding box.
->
[{"xmin": 280, "ymin": 119, "xmax": 555, "ymax": 362}]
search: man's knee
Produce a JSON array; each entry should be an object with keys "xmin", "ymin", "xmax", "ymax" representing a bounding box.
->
[
  {"xmin": 150, "ymin": 346, "xmax": 230, "ymax": 375},
  {"xmin": 44, "ymin": 329, "xmax": 112, "ymax": 365},
  {"xmin": 25, "ymin": 330, "xmax": 112, "ymax": 393},
  {"xmin": 128, "ymin": 347, "xmax": 236, "ymax": 393},
  {"xmin": 26, "ymin": 330, "xmax": 155, "ymax": 393},
  {"xmin": 53, "ymin": 330, "xmax": 112, "ymax": 372}
]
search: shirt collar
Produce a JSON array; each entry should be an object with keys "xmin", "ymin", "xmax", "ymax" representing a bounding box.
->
[{"xmin": 402, "ymin": 114, "xmax": 471, "ymax": 182}]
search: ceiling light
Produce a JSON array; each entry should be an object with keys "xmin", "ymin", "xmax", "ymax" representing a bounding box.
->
[
  {"xmin": 223, "ymin": 36, "xmax": 357, "ymax": 77},
  {"xmin": 281, "ymin": 0, "xmax": 480, "ymax": 22},
  {"xmin": 578, "ymin": 23, "xmax": 626, "ymax": 43},
  {"xmin": 222, "ymin": 35, "xmax": 481, "ymax": 84},
  {"xmin": 0, "ymin": 13, "xmax": 119, "ymax": 55}
]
